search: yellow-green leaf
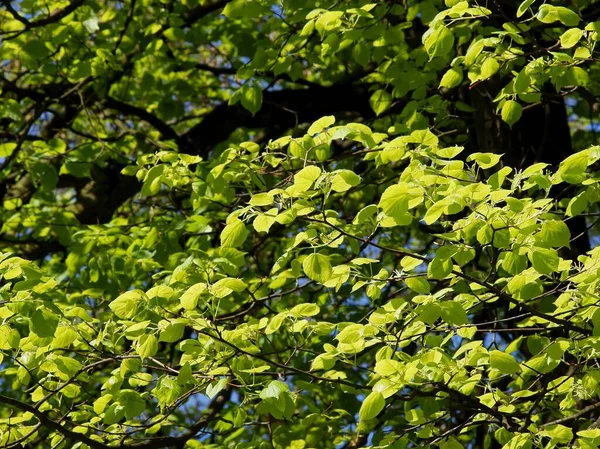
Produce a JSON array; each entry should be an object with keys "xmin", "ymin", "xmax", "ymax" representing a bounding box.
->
[
  {"xmin": 490, "ymin": 350, "xmax": 521, "ymax": 374},
  {"xmin": 302, "ymin": 253, "xmax": 332, "ymax": 284},
  {"xmin": 293, "ymin": 166, "xmax": 321, "ymax": 192},
  {"xmin": 221, "ymin": 218, "xmax": 249, "ymax": 248},
  {"xmin": 359, "ymin": 391, "xmax": 385, "ymax": 421},
  {"xmin": 501, "ymin": 100, "xmax": 522, "ymax": 127}
]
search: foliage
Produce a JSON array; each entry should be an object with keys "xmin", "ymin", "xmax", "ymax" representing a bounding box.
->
[{"xmin": 1, "ymin": 0, "xmax": 600, "ymax": 449}]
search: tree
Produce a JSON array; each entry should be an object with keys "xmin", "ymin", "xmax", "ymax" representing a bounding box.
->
[{"xmin": 1, "ymin": 0, "xmax": 600, "ymax": 448}]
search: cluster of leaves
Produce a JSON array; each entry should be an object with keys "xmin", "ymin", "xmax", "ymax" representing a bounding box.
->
[
  {"xmin": 2, "ymin": 116, "xmax": 600, "ymax": 449},
  {"xmin": 2, "ymin": 0, "xmax": 600, "ymax": 448}
]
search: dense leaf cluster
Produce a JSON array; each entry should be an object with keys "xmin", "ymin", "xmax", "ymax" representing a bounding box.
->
[{"xmin": 2, "ymin": 1, "xmax": 600, "ymax": 449}]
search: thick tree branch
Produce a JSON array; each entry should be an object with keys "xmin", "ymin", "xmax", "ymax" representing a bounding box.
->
[
  {"xmin": 183, "ymin": 0, "xmax": 229, "ymax": 27},
  {"xmin": 180, "ymin": 83, "xmax": 374, "ymax": 156},
  {"xmin": 2, "ymin": 0, "xmax": 86, "ymax": 29},
  {"xmin": 0, "ymin": 387, "xmax": 231, "ymax": 449},
  {"xmin": 104, "ymin": 96, "xmax": 180, "ymax": 142},
  {"xmin": 0, "ymin": 394, "xmax": 109, "ymax": 449},
  {"xmin": 540, "ymin": 401, "xmax": 600, "ymax": 429}
]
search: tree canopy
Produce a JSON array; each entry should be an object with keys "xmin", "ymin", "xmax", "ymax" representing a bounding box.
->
[{"xmin": 2, "ymin": 0, "xmax": 600, "ymax": 448}]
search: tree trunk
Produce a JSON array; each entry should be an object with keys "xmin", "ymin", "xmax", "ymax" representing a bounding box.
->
[{"xmin": 467, "ymin": 81, "xmax": 590, "ymax": 257}]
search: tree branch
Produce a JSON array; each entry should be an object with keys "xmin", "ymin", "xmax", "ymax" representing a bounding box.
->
[
  {"xmin": 183, "ymin": 0, "xmax": 229, "ymax": 27},
  {"xmin": 0, "ymin": 394, "xmax": 110, "ymax": 449},
  {"xmin": 540, "ymin": 401, "xmax": 600, "ymax": 429},
  {"xmin": 104, "ymin": 96, "xmax": 180, "ymax": 142},
  {"xmin": 180, "ymin": 83, "xmax": 374, "ymax": 156},
  {"xmin": 2, "ymin": 0, "xmax": 86, "ymax": 29}
]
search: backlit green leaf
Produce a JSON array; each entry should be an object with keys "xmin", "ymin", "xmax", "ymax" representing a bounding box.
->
[
  {"xmin": 302, "ymin": 253, "xmax": 332, "ymax": 284},
  {"xmin": 359, "ymin": 391, "xmax": 385, "ymax": 421},
  {"xmin": 490, "ymin": 350, "xmax": 521, "ymax": 374},
  {"xmin": 501, "ymin": 100, "xmax": 523, "ymax": 127},
  {"xmin": 221, "ymin": 219, "xmax": 249, "ymax": 248},
  {"xmin": 370, "ymin": 90, "xmax": 393, "ymax": 116},
  {"xmin": 293, "ymin": 166, "xmax": 321, "ymax": 192},
  {"xmin": 538, "ymin": 220, "xmax": 571, "ymax": 248}
]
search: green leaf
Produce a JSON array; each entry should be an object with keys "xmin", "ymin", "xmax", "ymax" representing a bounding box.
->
[
  {"xmin": 424, "ymin": 200, "xmax": 446, "ymax": 225},
  {"xmin": 424, "ymin": 26, "xmax": 455, "ymax": 59},
  {"xmin": 560, "ymin": 28, "xmax": 583, "ymax": 48},
  {"xmin": 439, "ymin": 68, "xmax": 463, "ymax": 89},
  {"xmin": 315, "ymin": 11, "xmax": 343, "ymax": 36},
  {"xmin": 221, "ymin": 218, "xmax": 249, "ymax": 248},
  {"xmin": 475, "ymin": 223, "xmax": 494, "ymax": 245},
  {"xmin": 538, "ymin": 220, "xmax": 571, "ymax": 248},
  {"xmin": 436, "ymin": 146, "xmax": 464, "ymax": 159},
  {"xmin": 0, "ymin": 143, "xmax": 17, "ymax": 157},
  {"xmin": 289, "ymin": 303, "xmax": 320, "ymax": 317},
  {"xmin": 557, "ymin": 151, "xmax": 589, "ymax": 183},
  {"xmin": 331, "ymin": 170, "xmax": 361, "ymax": 192},
  {"xmin": 265, "ymin": 313, "xmax": 286, "ymax": 335},
  {"xmin": 516, "ymin": 0, "xmax": 535, "ymax": 18},
  {"xmin": 302, "ymin": 253, "xmax": 332, "ymax": 284},
  {"xmin": 569, "ymin": 66, "xmax": 589, "ymax": 87},
  {"xmin": 480, "ymin": 58, "xmax": 499, "ymax": 80},
  {"xmin": 0, "ymin": 325, "xmax": 20, "ymax": 350},
  {"xmin": 502, "ymin": 251, "xmax": 527, "ymax": 275},
  {"xmin": 119, "ymin": 390, "xmax": 146, "ymax": 419},
  {"xmin": 503, "ymin": 434, "xmax": 532, "ymax": 449},
  {"xmin": 211, "ymin": 278, "xmax": 247, "ymax": 298},
  {"xmin": 23, "ymin": 40, "xmax": 50, "ymax": 58},
  {"xmin": 94, "ymin": 394, "xmax": 113, "ymax": 414},
  {"xmin": 529, "ymin": 247, "xmax": 559, "ymax": 274},
  {"xmin": 501, "ymin": 100, "xmax": 523, "ymax": 127},
  {"xmin": 154, "ymin": 377, "xmax": 181, "ymax": 408},
  {"xmin": 440, "ymin": 301, "xmax": 469, "ymax": 325},
  {"xmin": 405, "ymin": 277, "xmax": 431, "ymax": 294},
  {"xmin": 427, "ymin": 257, "xmax": 453, "ymax": 280},
  {"xmin": 259, "ymin": 380, "xmax": 288, "ymax": 400},
  {"xmin": 131, "ymin": 373, "xmax": 154, "ymax": 387},
  {"xmin": 492, "ymin": 229, "xmax": 511, "ymax": 249},
  {"xmin": 359, "ymin": 391, "xmax": 385, "ymax": 421},
  {"xmin": 555, "ymin": 7, "xmax": 581, "ymax": 26},
  {"xmin": 141, "ymin": 165, "xmax": 165, "ymax": 196},
  {"xmin": 293, "ymin": 166, "xmax": 321, "ymax": 192},
  {"xmin": 311, "ymin": 354, "xmax": 335, "ymax": 371},
  {"xmin": 51, "ymin": 326, "xmax": 78, "ymax": 349},
  {"xmin": 354, "ymin": 205, "xmax": 378, "ymax": 224},
  {"xmin": 308, "ymin": 116, "xmax": 335, "ymax": 136},
  {"xmin": 467, "ymin": 152, "xmax": 502, "ymax": 169},
  {"xmin": 249, "ymin": 193, "xmax": 274, "ymax": 206},
  {"xmin": 180, "ymin": 283, "xmax": 207, "ymax": 310},
  {"xmin": 537, "ymin": 5, "xmax": 580, "ymax": 26},
  {"xmin": 379, "ymin": 184, "xmax": 409, "ymax": 220},
  {"xmin": 136, "ymin": 334, "xmax": 158, "ymax": 360},
  {"xmin": 374, "ymin": 359, "xmax": 404, "ymax": 377},
  {"xmin": 30, "ymin": 309, "xmax": 59, "ymax": 338},
  {"xmin": 401, "ymin": 256, "xmax": 424, "ymax": 271},
  {"xmin": 177, "ymin": 363, "xmax": 193, "ymax": 386},
  {"xmin": 370, "ymin": 90, "xmax": 393, "ymax": 116},
  {"xmin": 578, "ymin": 429, "xmax": 600, "ymax": 439},
  {"xmin": 253, "ymin": 208, "xmax": 278, "ymax": 233},
  {"xmin": 566, "ymin": 194, "xmax": 588, "ymax": 217},
  {"xmin": 206, "ymin": 378, "xmax": 228, "ymax": 399},
  {"xmin": 159, "ymin": 322, "xmax": 185, "ymax": 343},
  {"xmin": 514, "ymin": 70, "xmax": 530, "ymax": 93},
  {"xmin": 110, "ymin": 290, "xmax": 143, "ymax": 319},
  {"xmin": 490, "ymin": 350, "xmax": 521, "ymax": 374},
  {"xmin": 542, "ymin": 425, "xmax": 573, "ymax": 444},
  {"xmin": 223, "ymin": 0, "xmax": 263, "ymax": 18},
  {"xmin": 241, "ymin": 85, "xmax": 263, "ymax": 115},
  {"xmin": 83, "ymin": 14, "xmax": 99, "ymax": 33}
]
